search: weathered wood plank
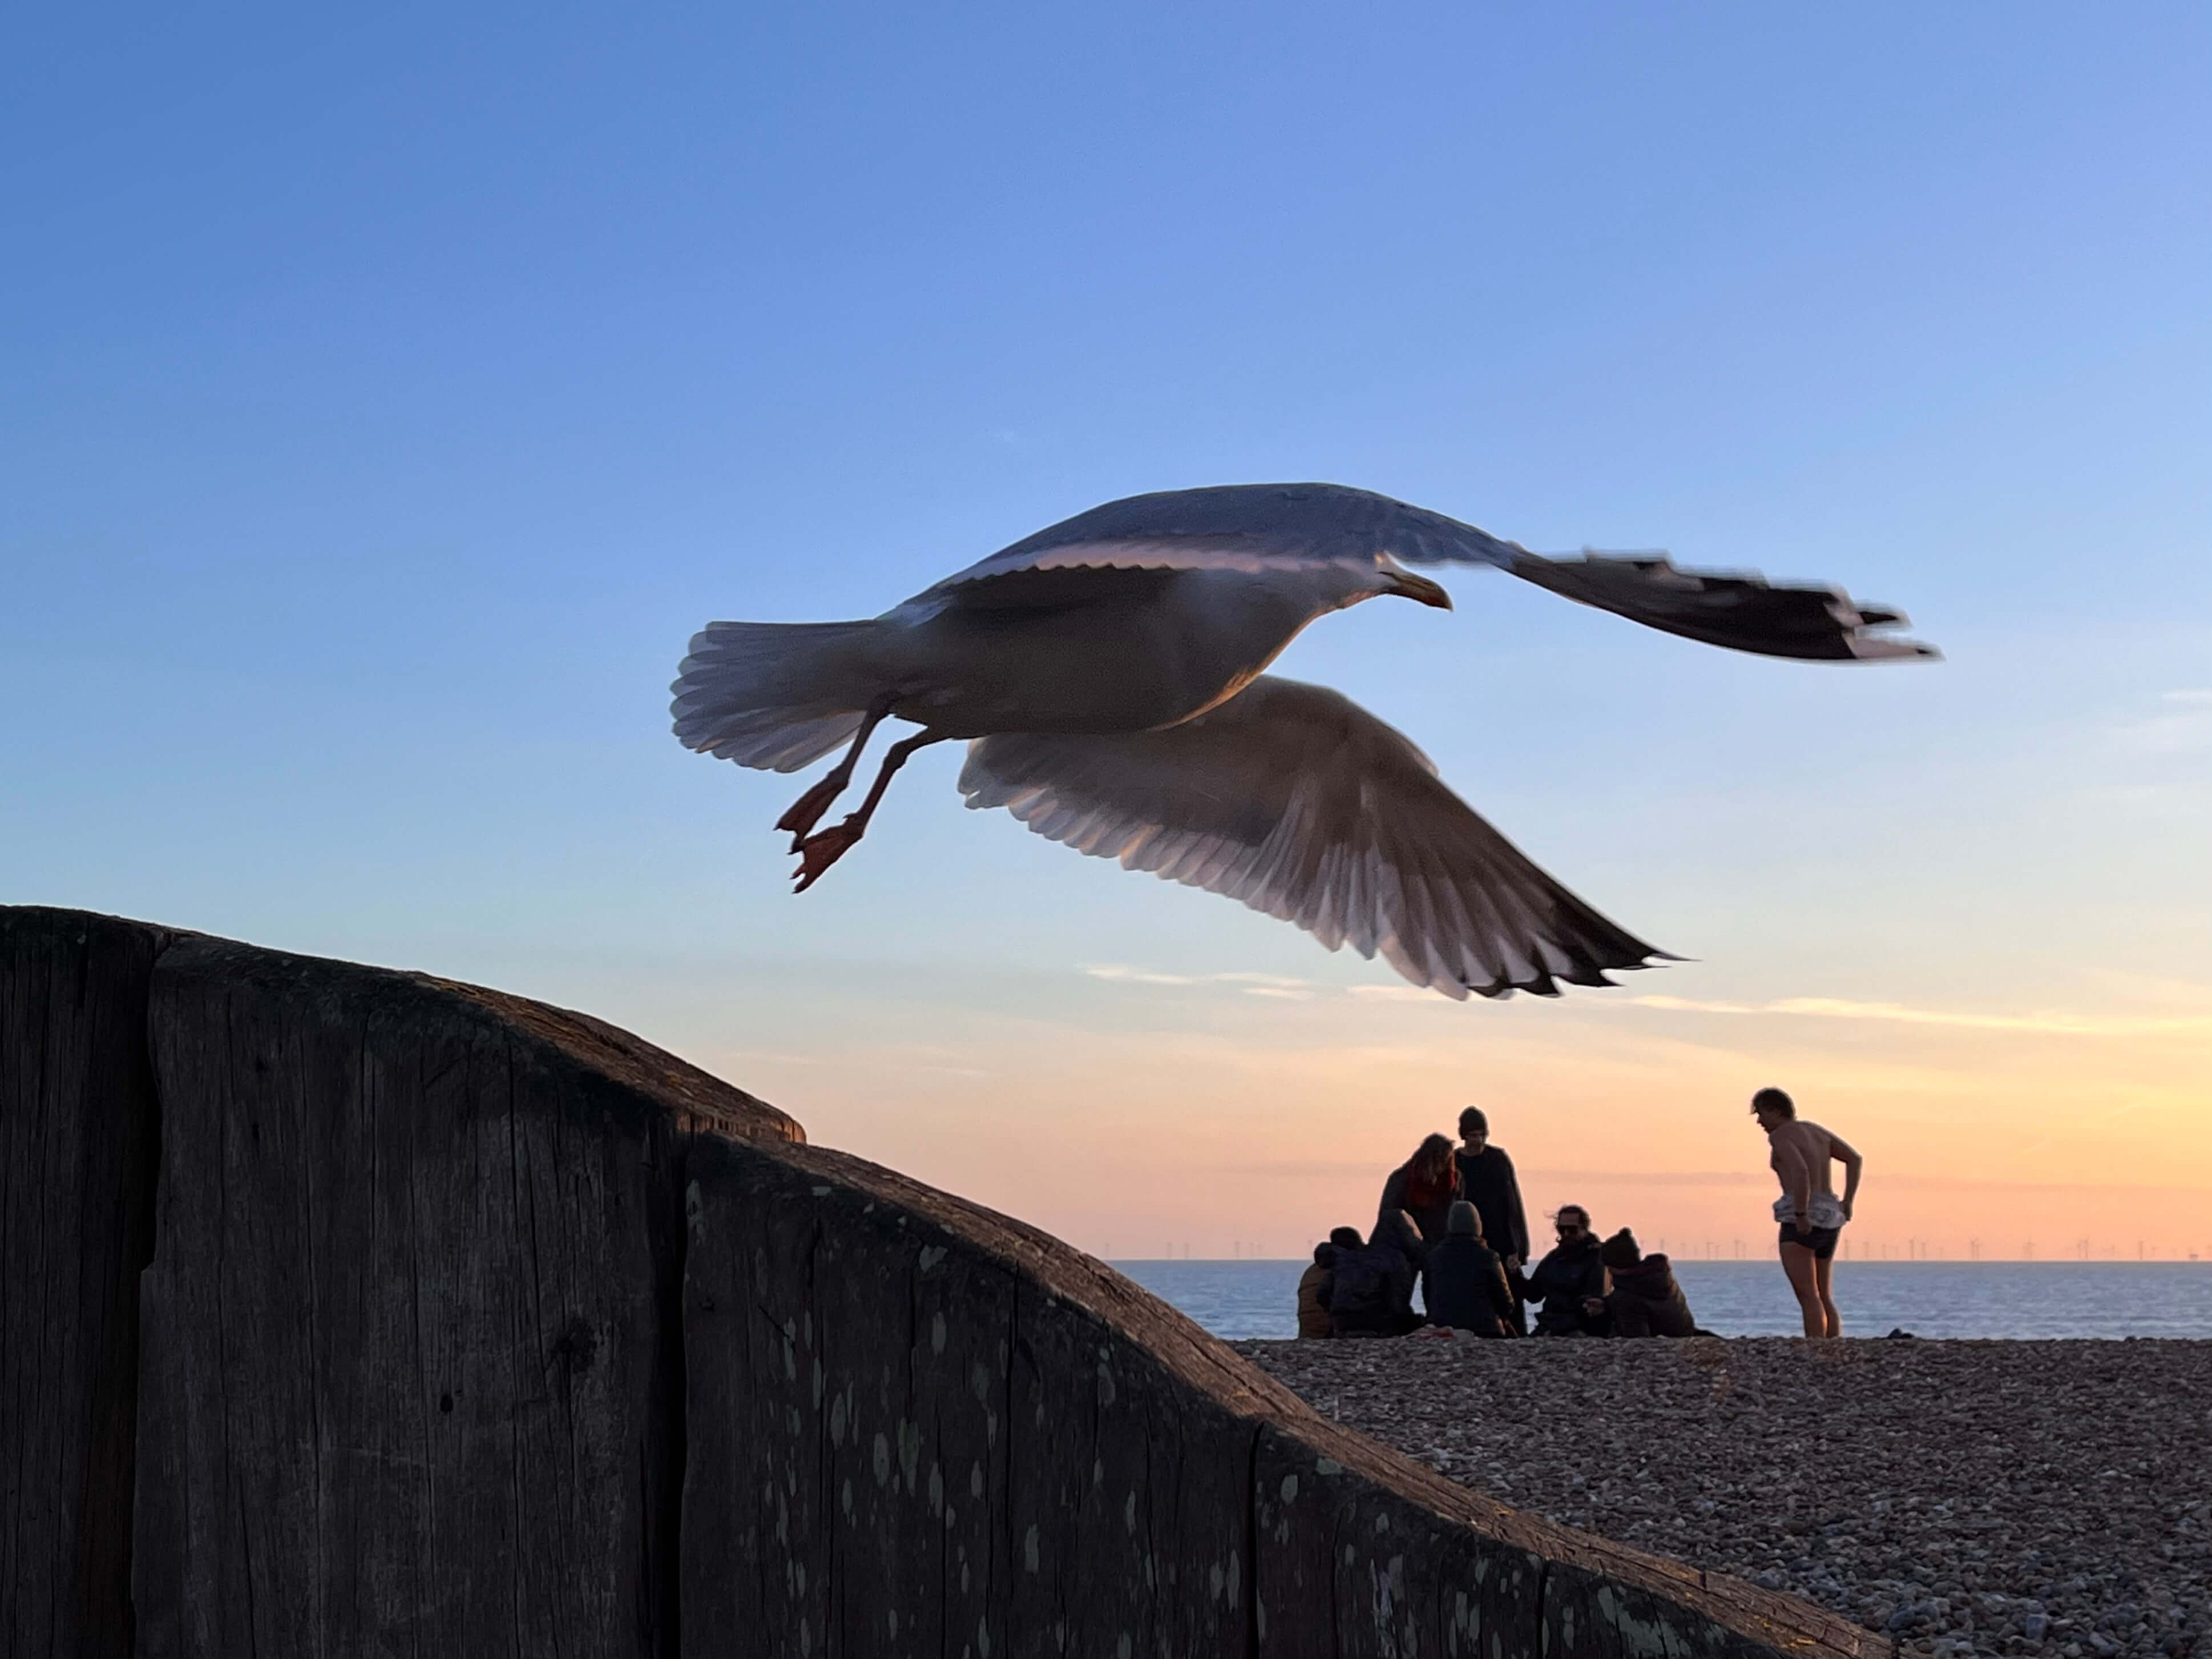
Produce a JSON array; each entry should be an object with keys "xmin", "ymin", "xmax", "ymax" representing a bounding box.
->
[
  {"xmin": 680, "ymin": 1136, "xmax": 1886, "ymax": 1659},
  {"xmin": 999, "ymin": 1264, "xmax": 1252, "ymax": 1659},
  {"xmin": 131, "ymin": 935, "xmax": 703, "ymax": 1658},
  {"xmin": 0, "ymin": 907, "xmax": 162, "ymax": 1658},
  {"xmin": 681, "ymin": 1147, "xmax": 1258, "ymax": 1659}
]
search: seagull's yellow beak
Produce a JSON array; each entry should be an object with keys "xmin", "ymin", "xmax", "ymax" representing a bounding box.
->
[{"xmin": 1384, "ymin": 569, "xmax": 1452, "ymax": 610}]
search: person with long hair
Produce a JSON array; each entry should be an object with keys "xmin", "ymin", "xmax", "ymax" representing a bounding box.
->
[
  {"xmin": 1377, "ymin": 1132, "xmax": 1463, "ymax": 1258},
  {"xmin": 1523, "ymin": 1204, "xmax": 1612, "ymax": 1337}
]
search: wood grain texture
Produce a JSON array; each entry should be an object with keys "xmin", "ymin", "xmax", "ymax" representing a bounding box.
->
[
  {"xmin": 1, "ymin": 905, "xmax": 1883, "ymax": 1659},
  {"xmin": 680, "ymin": 1140, "xmax": 1257, "ymax": 1659},
  {"xmin": 129, "ymin": 934, "xmax": 747, "ymax": 1658},
  {"xmin": 0, "ymin": 908, "xmax": 162, "ymax": 1658}
]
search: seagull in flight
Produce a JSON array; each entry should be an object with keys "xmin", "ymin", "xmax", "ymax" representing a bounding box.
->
[{"xmin": 672, "ymin": 483, "xmax": 1934, "ymax": 1000}]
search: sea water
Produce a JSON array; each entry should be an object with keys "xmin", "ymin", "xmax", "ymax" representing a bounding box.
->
[{"xmin": 1108, "ymin": 1259, "xmax": 2212, "ymax": 1341}]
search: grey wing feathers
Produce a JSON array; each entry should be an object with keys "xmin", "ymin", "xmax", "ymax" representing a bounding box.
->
[
  {"xmin": 957, "ymin": 676, "xmax": 1667, "ymax": 1000},
  {"xmin": 929, "ymin": 483, "xmax": 1523, "ymax": 592}
]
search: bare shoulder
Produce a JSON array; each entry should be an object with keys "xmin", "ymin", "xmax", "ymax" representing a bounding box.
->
[{"xmin": 1801, "ymin": 1119, "xmax": 1856, "ymax": 1155}]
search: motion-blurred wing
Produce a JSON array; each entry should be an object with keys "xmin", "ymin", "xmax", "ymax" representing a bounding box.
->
[
  {"xmin": 957, "ymin": 676, "xmax": 1669, "ymax": 1000},
  {"xmin": 1503, "ymin": 550, "xmax": 1937, "ymax": 661}
]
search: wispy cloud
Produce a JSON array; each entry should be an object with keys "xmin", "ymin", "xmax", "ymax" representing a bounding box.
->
[
  {"xmin": 1085, "ymin": 965, "xmax": 1205, "ymax": 986},
  {"xmin": 2112, "ymin": 688, "xmax": 2212, "ymax": 756},
  {"xmin": 1526, "ymin": 1168, "xmax": 2212, "ymax": 1196},
  {"xmin": 1085, "ymin": 966, "xmax": 2212, "ymax": 1037},
  {"xmin": 1625, "ymin": 994, "xmax": 2212, "ymax": 1038},
  {"xmin": 1346, "ymin": 984, "xmax": 1442, "ymax": 1004},
  {"xmin": 1086, "ymin": 964, "xmax": 1313, "ymax": 999}
]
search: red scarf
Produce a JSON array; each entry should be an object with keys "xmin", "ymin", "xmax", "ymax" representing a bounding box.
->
[{"xmin": 1405, "ymin": 1162, "xmax": 1460, "ymax": 1211}]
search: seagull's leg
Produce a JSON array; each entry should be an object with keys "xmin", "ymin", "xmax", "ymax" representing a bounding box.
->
[
  {"xmin": 792, "ymin": 729, "xmax": 952, "ymax": 893},
  {"xmin": 776, "ymin": 695, "xmax": 897, "ymax": 846}
]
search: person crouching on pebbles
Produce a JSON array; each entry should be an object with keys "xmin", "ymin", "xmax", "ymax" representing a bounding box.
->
[
  {"xmin": 1521, "ymin": 1205, "xmax": 1611, "ymax": 1337},
  {"xmin": 1753, "ymin": 1087, "xmax": 1865, "ymax": 1339},
  {"xmin": 1598, "ymin": 1228, "xmax": 1702, "ymax": 1338},
  {"xmin": 1423, "ymin": 1201, "xmax": 1520, "ymax": 1338}
]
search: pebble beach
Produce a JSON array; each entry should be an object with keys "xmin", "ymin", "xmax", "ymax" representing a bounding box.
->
[{"xmin": 1237, "ymin": 1336, "xmax": 2212, "ymax": 1659}]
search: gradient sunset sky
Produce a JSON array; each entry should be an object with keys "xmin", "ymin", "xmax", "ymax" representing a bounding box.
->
[{"xmin": 6, "ymin": 5, "xmax": 2206, "ymax": 1260}]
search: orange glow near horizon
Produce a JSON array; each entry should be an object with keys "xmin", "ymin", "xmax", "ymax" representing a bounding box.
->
[{"xmin": 688, "ymin": 970, "xmax": 2212, "ymax": 1266}]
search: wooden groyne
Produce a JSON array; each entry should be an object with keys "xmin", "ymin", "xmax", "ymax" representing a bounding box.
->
[{"xmin": 1, "ymin": 905, "xmax": 1882, "ymax": 1657}]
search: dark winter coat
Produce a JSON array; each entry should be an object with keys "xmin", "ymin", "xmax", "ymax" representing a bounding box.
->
[
  {"xmin": 1322, "ymin": 1239, "xmax": 1420, "ymax": 1337},
  {"xmin": 1452, "ymin": 1145, "xmax": 1531, "ymax": 1266},
  {"xmin": 1604, "ymin": 1255, "xmax": 1699, "ymax": 1338},
  {"xmin": 1297, "ymin": 1246, "xmax": 1336, "ymax": 1339},
  {"xmin": 1521, "ymin": 1235, "xmax": 1611, "ymax": 1337},
  {"xmin": 1422, "ymin": 1237, "xmax": 1519, "ymax": 1338}
]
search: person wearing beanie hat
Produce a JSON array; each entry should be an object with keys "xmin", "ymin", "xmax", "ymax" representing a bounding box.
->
[
  {"xmin": 1454, "ymin": 1107, "xmax": 1531, "ymax": 1331},
  {"xmin": 1420, "ymin": 1200, "xmax": 1519, "ymax": 1337},
  {"xmin": 1599, "ymin": 1229, "xmax": 1642, "ymax": 1271},
  {"xmin": 1597, "ymin": 1227, "xmax": 1702, "ymax": 1338}
]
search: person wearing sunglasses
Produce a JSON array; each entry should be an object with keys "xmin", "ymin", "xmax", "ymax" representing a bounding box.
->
[{"xmin": 1521, "ymin": 1204, "xmax": 1613, "ymax": 1337}]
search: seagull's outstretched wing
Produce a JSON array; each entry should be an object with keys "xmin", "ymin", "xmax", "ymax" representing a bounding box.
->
[
  {"xmin": 1497, "ymin": 550, "xmax": 1936, "ymax": 662},
  {"xmin": 927, "ymin": 482, "xmax": 1935, "ymax": 661},
  {"xmin": 924, "ymin": 483, "xmax": 1520, "ymax": 590},
  {"xmin": 958, "ymin": 676, "xmax": 1669, "ymax": 1000}
]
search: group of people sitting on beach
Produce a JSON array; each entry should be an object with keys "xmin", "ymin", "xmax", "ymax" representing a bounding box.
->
[{"xmin": 1296, "ymin": 1106, "xmax": 1706, "ymax": 1340}]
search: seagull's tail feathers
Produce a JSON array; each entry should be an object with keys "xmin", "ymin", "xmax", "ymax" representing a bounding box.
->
[
  {"xmin": 672, "ymin": 620, "xmax": 885, "ymax": 772},
  {"xmin": 1507, "ymin": 550, "xmax": 1939, "ymax": 662}
]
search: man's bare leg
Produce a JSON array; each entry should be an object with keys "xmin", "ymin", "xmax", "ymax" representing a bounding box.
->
[
  {"xmin": 1814, "ymin": 1253, "xmax": 1841, "ymax": 1338},
  {"xmin": 1781, "ymin": 1241, "xmax": 1826, "ymax": 1339}
]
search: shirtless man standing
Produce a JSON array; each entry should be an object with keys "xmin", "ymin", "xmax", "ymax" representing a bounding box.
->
[{"xmin": 1752, "ymin": 1087, "xmax": 1864, "ymax": 1339}]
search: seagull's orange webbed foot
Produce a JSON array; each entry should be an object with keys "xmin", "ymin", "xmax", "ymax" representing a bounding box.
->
[
  {"xmin": 792, "ymin": 821, "xmax": 865, "ymax": 893},
  {"xmin": 776, "ymin": 776, "xmax": 847, "ymax": 845}
]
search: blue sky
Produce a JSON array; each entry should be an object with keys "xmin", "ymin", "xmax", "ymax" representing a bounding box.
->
[{"xmin": 5, "ymin": 5, "xmax": 2207, "ymax": 1255}]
